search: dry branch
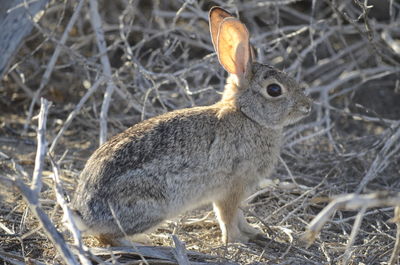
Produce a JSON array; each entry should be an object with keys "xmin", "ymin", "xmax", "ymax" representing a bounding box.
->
[
  {"xmin": 89, "ymin": 0, "xmax": 117, "ymax": 145},
  {"xmin": 9, "ymin": 177, "xmax": 79, "ymax": 265},
  {"xmin": 305, "ymin": 192, "xmax": 400, "ymax": 264},
  {"xmin": 356, "ymin": 122, "xmax": 400, "ymax": 193},
  {"xmin": 24, "ymin": 0, "xmax": 85, "ymax": 132},
  {"xmin": 49, "ymin": 156, "xmax": 92, "ymax": 265},
  {"xmin": 389, "ymin": 206, "xmax": 400, "ymax": 265},
  {"xmin": 49, "ymin": 76, "xmax": 105, "ymax": 153},
  {"xmin": 90, "ymin": 246, "xmax": 238, "ymax": 265},
  {"xmin": 3, "ymin": 98, "xmax": 79, "ymax": 264},
  {"xmin": 0, "ymin": 0, "xmax": 49, "ymax": 78},
  {"xmin": 305, "ymin": 192, "xmax": 400, "ymax": 244},
  {"xmin": 30, "ymin": 98, "xmax": 51, "ymax": 195},
  {"xmin": 171, "ymin": 235, "xmax": 190, "ymax": 265}
]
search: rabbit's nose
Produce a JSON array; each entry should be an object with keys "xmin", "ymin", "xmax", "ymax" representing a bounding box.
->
[{"xmin": 299, "ymin": 101, "xmax": 312, "ymax": 115}]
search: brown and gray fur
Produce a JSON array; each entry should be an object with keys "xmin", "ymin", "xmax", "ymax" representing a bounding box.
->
[{"xmin": 71, "ymin": 7, "xmax": 312, "ymax": 245}]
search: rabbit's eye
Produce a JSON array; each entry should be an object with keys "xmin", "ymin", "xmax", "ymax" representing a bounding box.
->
[{"xmin": 266, "ymin": 83, "xmax": 282, "ymax": 97}]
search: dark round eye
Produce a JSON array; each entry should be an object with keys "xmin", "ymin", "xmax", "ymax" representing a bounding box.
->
[{"xmin": 266, "ymin": 83, "xmax": 282, "ymax": 97}]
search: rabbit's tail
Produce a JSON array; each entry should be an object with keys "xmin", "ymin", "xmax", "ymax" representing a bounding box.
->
[{"xmin": 70, "ymin": 208, "xmax": 89, "ymax": 232}]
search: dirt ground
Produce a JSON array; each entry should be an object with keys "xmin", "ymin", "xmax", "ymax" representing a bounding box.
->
[{"xmin": 1, "ymin": 0, "xmax": 400, "ymax": 264}]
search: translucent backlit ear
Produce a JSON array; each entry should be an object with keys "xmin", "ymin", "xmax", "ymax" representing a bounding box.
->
[
  {"xmin": 209, "ymin": 7, "xmax": 234, "ymax": 54},
  {"xmin": 216, "ymin": 17, "xmax": 251, "ymax": 77}
]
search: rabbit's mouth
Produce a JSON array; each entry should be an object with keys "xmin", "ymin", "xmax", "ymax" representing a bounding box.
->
[
  {"xmin": 284, "ymin": 109, "xmax": 311, "ymax": 126},
  {"xmin": 285, "ymin": 97, "xmax": 312, "ymax": 125}
]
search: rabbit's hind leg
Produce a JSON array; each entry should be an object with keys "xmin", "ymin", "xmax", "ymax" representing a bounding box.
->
[
  {"xmin": 213, "ymin": 187, "xmax": 251, "ymax": 244},
  {"xmin": 94, "ymin": 201, "xmax": 167, "ymax": 246}
]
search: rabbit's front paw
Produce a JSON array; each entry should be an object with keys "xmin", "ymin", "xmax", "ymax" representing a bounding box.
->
[{"xmin": 238, "ymin": 220, "xmax": 270, "ymax": 245}]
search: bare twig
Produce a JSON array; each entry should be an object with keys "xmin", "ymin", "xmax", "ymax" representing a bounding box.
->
[
  {"xmin": 3, "ymin": 99, "xmax": 79, "ymax": 264},
  {"xmin": 0, "ymin": 249, "xmax": 46, "ymax": 265},
  {"xmin": 89, "ymin": 0, "xmax": 117, "ymax": 145},
  {"xmin": 304, "ymin": 192, "xmax": 400, "ymax": 245},
  {"xmin": 0, "ymin": 0, "xmax": 50, "ymax": 79},
  {"xmin": 389, "ymin": 206, "xmax": 400, "ymax": 265},
  {"xmin": 49, "ymin": 76, "xmax": 105, "ymax": 153},
  {"xmin": 356, "ymin": 123, "xmax": 400, "ymax": 193},
  {"xmin": 171, "ymin": 235, "xmax": 190, "ymax": 265},
  {"xmin": 30, "ymin": 97, "xmax": 51, "ymax": 195},
  {"xmin": 342, "ymin": 206, "xmax": 367, "ymax": 265},
  {"xmin": 24, "ymin": 0, "xmax": 85, "ymax": 132},
  {"xmin": 49, "ymin": 156, "xmax": 92, "ymax": 265},
  {"xmin": 10, "ymin": 176, "xmax": 79, "ymax": 265},
  {"xmin": 10, "ymin": 71, "xmax": 34, "ymax": 98}
]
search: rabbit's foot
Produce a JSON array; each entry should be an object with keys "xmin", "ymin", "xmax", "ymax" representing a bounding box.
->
[
  {"xmin": 222, "ymin": 217, "xmax": 267, "ymax": 244},
  {"xmin": 223, "ymin": 225, "xmax": 245, "ymax": 244},
  {"xmin": 247, "ymin": 232, "xmax": 272, "ymax": 246},
  {"xmin": 97, "ymin": 234, "xmax": 133, "ymax": 247},
  {"xmin": 238, "ymin": 220, "xmax": 270, "ymax": 245},
  {"xmin": 214, "ymin": 197, "xmax": 269, "ymax": 244},
  {"xmin": 223, "ymin": 225, "xmax": 269, "ymax": 245}
]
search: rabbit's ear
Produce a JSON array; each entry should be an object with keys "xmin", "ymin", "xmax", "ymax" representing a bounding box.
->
[
  {"xmin": 217, "ymin": 17, "xmax": 252, "ymax": 77},
  {"xmin": 209, "ymin": 7, "xmax": 234, "ymax": 54}
]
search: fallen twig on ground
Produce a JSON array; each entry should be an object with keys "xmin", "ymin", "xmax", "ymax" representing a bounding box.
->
[{"xmin": 304, "ymin": 192, "xmax": 400, "ymax": 264}]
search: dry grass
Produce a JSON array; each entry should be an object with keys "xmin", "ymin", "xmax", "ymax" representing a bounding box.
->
[{"xmin": 1, "ymin": 0, "xmax": 400, "ymax": 264}]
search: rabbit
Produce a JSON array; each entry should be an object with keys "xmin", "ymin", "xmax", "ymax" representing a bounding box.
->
[{"xmin": 71, "ymin": 6, "xmax": 312, "ymax": 246}]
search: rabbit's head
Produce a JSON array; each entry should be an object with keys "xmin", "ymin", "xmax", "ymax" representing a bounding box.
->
[{"xmin": 209, "ymin": 7, "xmax": 312, "ymax": 128}]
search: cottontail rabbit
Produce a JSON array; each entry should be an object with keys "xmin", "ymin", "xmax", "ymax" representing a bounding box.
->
[{"xmin": 72, "ymin": 7, "xmax": 312, "ymax": 246}]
